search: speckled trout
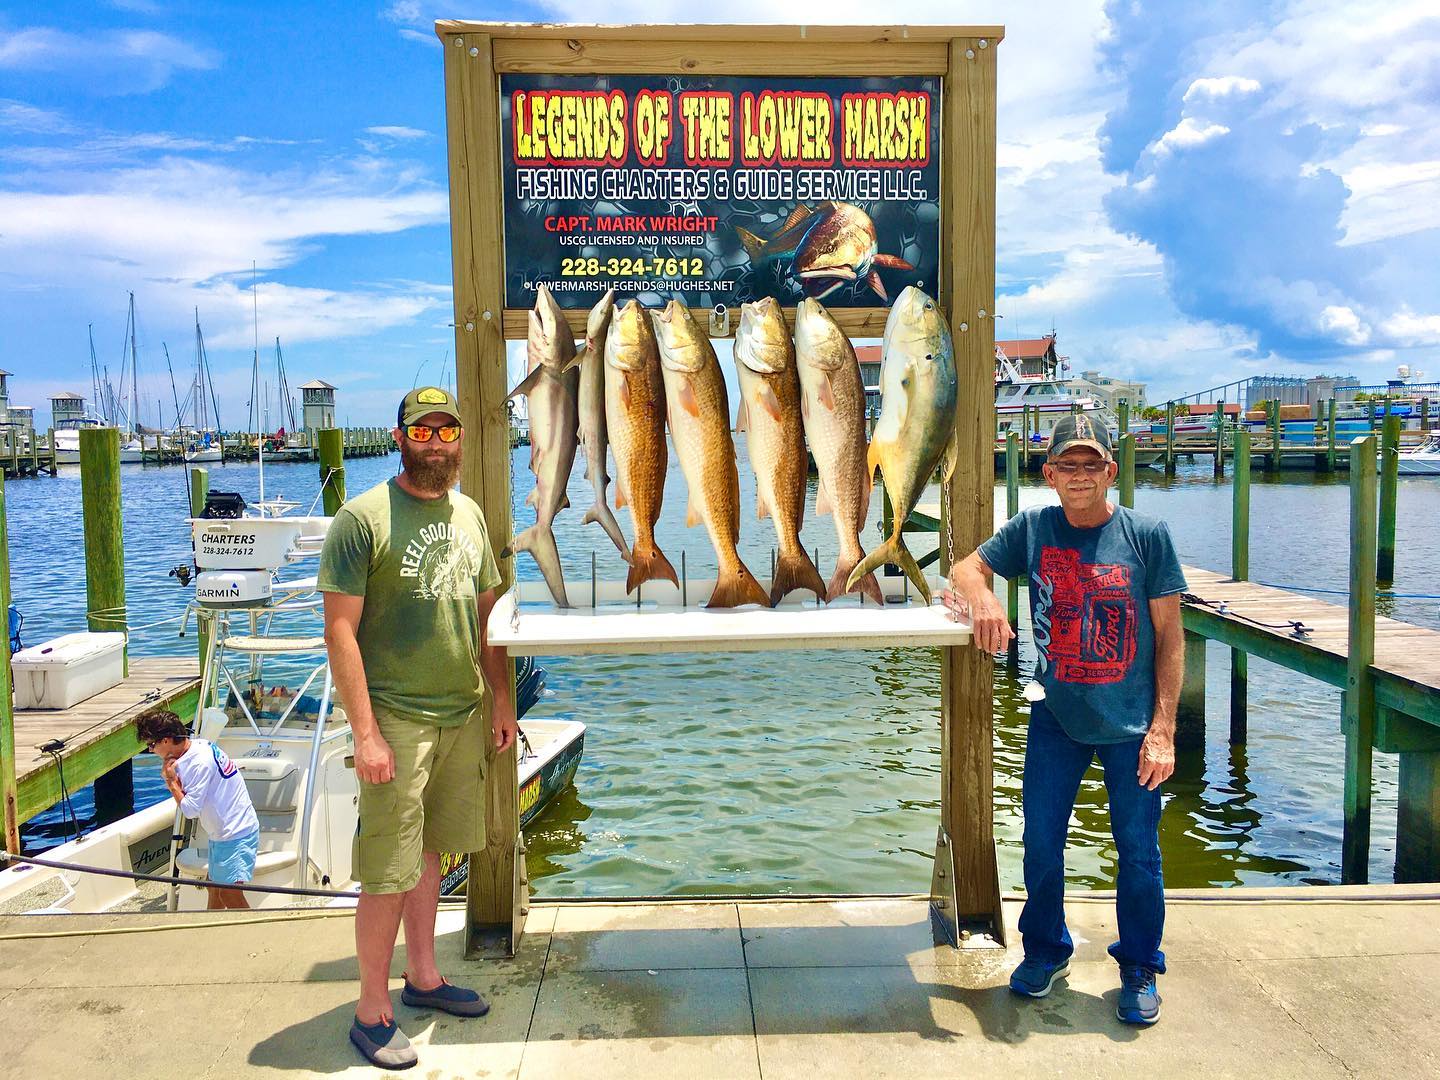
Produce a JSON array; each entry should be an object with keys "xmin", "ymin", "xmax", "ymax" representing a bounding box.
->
[
  {"xmin": 503, "ymin": 283, "xmax": 579, "ymax": 608},
  {"xmin": 735, "ymin": 297, "xmax": 825, "ymax": 605},
  {"xmin": 846, "ymin": 286, "xmax": 957, "ymax": 603},
  {"xmin": 561, "ymin": 289, "xmax": 631, "ymax": 565},
  {"xmin": 604, "ymin": 299, "xmax": 678, "ymax": 594},
  {"xmin": 652, "ymin": 299, "xmax": 769, "ymax": 609},
  {"xmin": 793, "ymin": 298, "xmax": 882, "ymax": 605}
]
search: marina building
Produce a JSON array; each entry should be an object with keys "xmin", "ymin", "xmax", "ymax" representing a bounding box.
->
[{"xmin": 300, "ymin": 379, "xmax": 336, "ymax": 440}]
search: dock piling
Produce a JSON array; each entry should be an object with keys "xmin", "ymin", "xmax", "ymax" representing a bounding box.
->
[
  {"xmin": 1326, "ymin": 397, "xmax": 1337, "ymax": 472},
  {"xmin": 1214, "ymin": 401, "xmax": 1225, "ymax": 476},
  {"xmin": 1, "ymin": 474, "xmax": 18, "ymax": 853},
  {"xmin": 1164, "ymin": 401, "xmax": 1176, "ymax": 475},
  {"xmin": 1342, "ymin": 435, "xmax": 1378, "ymax": 884},
  {"xmin": 1378, "ymin": 412, "xmax": 1399, "ymax": 589},
  {"xmin": 1178, "ymin": 631, "xmax": 1207, "ymax": 750},
  {"xmin": 79, "ymin": 428, "xmax": 127, "ymax": 675},
  {"xmin": 1004, "ymin": 432, "xmax": 1019, "ymax": 646},
  {"xmin": 1230, "ymin": 429, "xmax": 1251, "ymax": 744},
  {"xmin": 1117, "ymin": 432, "xmax": 1135, "ymax": 508},
  {"xmin": 318, "ymin": 428, "xmax": 346, "ymax": 516}
]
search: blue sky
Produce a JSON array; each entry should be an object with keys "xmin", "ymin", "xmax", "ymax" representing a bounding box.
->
[{"xmin": 2, "ymin": 1, "xmax": 1437, "ymax": 428}]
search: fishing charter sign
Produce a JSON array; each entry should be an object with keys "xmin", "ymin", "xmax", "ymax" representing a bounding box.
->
[{"xmin": 500, "ymin": 75, "xmax": 942, "ymax": 310}]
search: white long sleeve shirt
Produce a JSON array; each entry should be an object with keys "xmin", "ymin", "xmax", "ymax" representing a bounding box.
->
[{"xmin": 172, "ymin": 739, "xmax": 259, "ymax": 841}]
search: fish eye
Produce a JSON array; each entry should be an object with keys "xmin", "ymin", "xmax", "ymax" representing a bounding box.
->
[{"xmin": 925, "ymin": 354, "xmax": 932, "ymax": 360}]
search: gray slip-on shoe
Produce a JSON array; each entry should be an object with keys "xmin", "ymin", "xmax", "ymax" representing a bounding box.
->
[
  {"xmin": 400, "ymin": 976, "xmax": 491, "ymax": 1018},
  {"xmin": 349, "ymin": 1016, "xmax": 418, "ymax": 1070}
]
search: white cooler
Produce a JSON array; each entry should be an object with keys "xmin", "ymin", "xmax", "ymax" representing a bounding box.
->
[{"xmin": 11, "ymin": 632, "xmax": 126, "ymax": 710}]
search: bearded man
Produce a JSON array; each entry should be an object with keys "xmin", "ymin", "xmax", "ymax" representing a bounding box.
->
[{"xmin": 319, "ymin": 386, "xmax": 518, "ymax": 1069}]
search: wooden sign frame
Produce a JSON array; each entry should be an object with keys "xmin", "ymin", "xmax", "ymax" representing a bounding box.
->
[{"xmin": 438, "ymin": 21, "xmax": 1003, "ymax": 957}]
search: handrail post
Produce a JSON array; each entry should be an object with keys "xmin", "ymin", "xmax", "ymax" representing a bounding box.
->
[
  {"xmin": 1230, "ymin": 429, "xmax": 1250, "ymax": 743},
  {"xmin": 1343, "ymin": 435, "xmax": 1378, "ymax": 883},
  {"xmin": 1378, "ymin": 412, "xmax": 1399, "ymax": 588}
]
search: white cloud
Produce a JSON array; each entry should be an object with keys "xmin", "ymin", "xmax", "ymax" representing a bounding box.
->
[
  {"xmin": 1154, "ymin": 117, "xmax": 1230, "ymax": 154},
  {"xmin": 1381, "ymin": 308, "xmax": 1440, "ymax": 347},
  {"xmin": 200, "ymin": 279, "xmax": 449, "ymax": 349},
  {"xmin": 1182, "ymin": 75, "xmax": 1262, "ymax": 102},
  {"xmin": 0, "ymin": 98, "xmax": 73, "ymax": 134},
  {"xmin": 1318, "ymin": 305, "xmax": 1371, "ymax": 346},
  {"xmin": 364, "ymin": 125, "xmax": 429, "ymax": 140},
  {"xmin": 383, "ymin": 0, "xmax": 425, "ymax": 23},
  {"xmin": 0, "ymin": 26, "xmax": 220, "ymax": 94}
]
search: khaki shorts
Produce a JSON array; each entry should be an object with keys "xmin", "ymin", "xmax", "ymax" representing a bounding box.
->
[{"xmin": 354, "ymin": 706, "xmax": 487, "ymax": 894}]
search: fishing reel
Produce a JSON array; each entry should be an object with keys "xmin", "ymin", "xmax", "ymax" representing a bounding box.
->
[{"xmin": 169, "ymin": 564, "xmax": 194, "ymax": 587}]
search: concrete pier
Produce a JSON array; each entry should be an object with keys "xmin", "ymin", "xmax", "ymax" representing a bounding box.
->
[{"xmin": 3, "ymin": 890, "xmax": 1437, "ymax": 1078}]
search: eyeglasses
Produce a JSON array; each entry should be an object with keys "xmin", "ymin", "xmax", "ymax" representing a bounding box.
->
[
  {"xmin": 144, "ymin": 739, "xmax": 159, "ymax": 752},
  {"xmin": 1050, "ymin": 460, "xmax": 1110, "ymax": 475},
  {"xmin": 404, "ymin": 423, "xmax": 462, "ymax": 443}
]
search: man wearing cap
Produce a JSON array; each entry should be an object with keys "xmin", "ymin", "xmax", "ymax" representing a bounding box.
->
[
  {"xmin": 942, "ymin": 413, "xmax": 1186, "ymax": 1026},
  {"xmin": 319, "ymin": 386, "xmax": 518, "ymax": 1069}
]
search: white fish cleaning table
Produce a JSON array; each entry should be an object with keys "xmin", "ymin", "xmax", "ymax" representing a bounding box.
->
[{"xmin": 487, "ymin": 576, "xmax": 972, "ymax": 657}]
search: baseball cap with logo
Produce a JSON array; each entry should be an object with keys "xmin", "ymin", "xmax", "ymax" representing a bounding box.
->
[
  {"xmin": 398, "ymin": 386, "xmax": 463, "ymax": 428},
  {"xmin": 1047, "ymin": 412, "xmax": 1113, "ymax": 461}
]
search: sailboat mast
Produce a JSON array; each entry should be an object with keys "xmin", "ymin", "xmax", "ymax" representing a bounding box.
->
[
  {"xmin": 128, "ymin": 292, "xmax": 139, "ymax": 439},
  {"xmin": 88, "ymin": 324, "xmax": 105, "ymax": 423},
  {"xmin": 163, "ymin": 343, "xmax": 183, "ymax": 432}
]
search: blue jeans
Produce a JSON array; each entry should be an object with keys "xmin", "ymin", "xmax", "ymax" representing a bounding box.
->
[{"xmin": 1019, "ymin": 702, "xmax": 1166, "ymax": 974}]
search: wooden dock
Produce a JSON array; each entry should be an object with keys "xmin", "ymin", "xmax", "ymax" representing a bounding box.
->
[
  {"xmin": 2, "ymin": 657, "xmax": 200, "ymax": 848},
  {"xmin": 1, "ymin": 427, "xmax": 58, "ymax": 478}
]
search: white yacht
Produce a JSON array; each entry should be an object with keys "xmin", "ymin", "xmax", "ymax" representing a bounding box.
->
[{"xmin": 1396, "ymin": 432, "xmax": 1440, "ymax": 476}]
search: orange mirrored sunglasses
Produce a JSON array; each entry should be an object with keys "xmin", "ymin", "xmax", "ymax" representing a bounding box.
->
[{"xmin": 404, "ymin": 423, "xmax": 462, "ymax": 443}]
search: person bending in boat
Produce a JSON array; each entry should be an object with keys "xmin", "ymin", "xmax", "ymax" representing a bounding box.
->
[
  {"xmin": 319, "ymin": 386, "xmax": 518, "ymax": 1071},
  {"xmin": 136, "ymin": 707, "xmax": 259, "ymax": 910},
  {"xmin": 941, "ymin": 414, "xmax": 1186, "ymax": 1027}
]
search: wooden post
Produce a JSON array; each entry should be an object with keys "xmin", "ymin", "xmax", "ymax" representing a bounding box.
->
[
  {"xmin": 0, "ymin": 474, "xmax": 17, "ymax": 854},
  {"xmin": 79, "ymin": 427, "xmax": 126, "ymax": 676},
  {"xmin": 934, "ymin": 32, "xmax": 1003, "ymax": 944},
  {"xmin": 1004, "ymin": 431, "xmax": 1019, "ymax": 642},
  {"xmin": 1230, "ymin": 429, "xmax": 1250, "ymax": 744},
  {"xmin": 1021, "ymin": 404, "xmax": 1031, "ymax": 471},
  {"xmin": 1326, "ymin": 396, "xmax": 1337, "ymax": 472},
  {"xmin": 1377, "ymin": 412, "xmax": 1399, "ymax": 589},
  {"xmin": 189, "ymin": 467, "xmax": 211, "ymax": 669},
  {"xmin": 1118, "ymin": 432, "xmax": 1135, "ymax": 508},
  {"xmin": 318, "ymin": 428, "xmax": 346, "ymax": 517},
  {"xmin": 1397, "ymin": 748, "xmax": 1440, "ymax": 884},
  {"xmin": 45, "ymin": 427, "xmax": 56, "ymax": 474},
  {"xmin": 442, "ymin": 26, "xmax": 524, "ymax": 958},
  {"xmin": 1164, "ymin": 401, "xmax": 1176, "ymax": 475},
  {"xmin": 1177, "ymin": 630, "xmax": 1206, "ymax": 750},
  {"xmin": 1117, "ymin": 398, "xmax": 1129, "ymax": 435},
  {"xmin": 1213, "ymin": 401, "xmax": 1225, "ymax": 476},
  {"xmin": 1268, "ymin": 399, "xmax": 1282, "ymax": 473},
  {"xmin": 1342, "ymin": 435, "xmax": 1378, "ymax": 883},
  {"xmin": 1421, "ymin": 397, "xmax": 1431, "ymax": 432},
  {"xmin": 1368, "ymin": 398, "xmax": 1377, "ymax": 431}
]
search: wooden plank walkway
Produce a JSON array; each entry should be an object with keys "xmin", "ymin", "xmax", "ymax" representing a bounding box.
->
[
  {"xmin": 1180, "ymin": 566, "xmax": 1440, "ymax": 726},
  {"xmin": 12, "ymin": 657, "xmax": 200, "ymax": 824}
]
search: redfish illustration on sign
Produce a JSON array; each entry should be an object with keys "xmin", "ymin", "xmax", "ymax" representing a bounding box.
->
[{"xmin": 733, "ymin": 201, "xmax": 914, "ymax": 301}]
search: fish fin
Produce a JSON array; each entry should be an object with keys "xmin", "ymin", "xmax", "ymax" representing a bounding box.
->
[
  {"xmin": 614, "ymin": 481, "xmax": 628, "ymax": 510},
  {"xmin": 505, "ymin": 524, "xmax": 570, "ymax": 608},
  {"xmin": 678, "ymin": 378, "xmax": 701, "ymax": 418},
  {"xmin": 507, "ymin": 366, "xmax": 544, "ymax": 401},
  {"xmin": 707, "ymin": 559, "xmax": 771, "ymax": 609},
  {"xmin": 620, "ymin": 373, "xmax": 632, "ymax": 410},
  {"xmin": 846, "ymin": 535, "xmax": 930, "ymax": 604},
  {"xmin": 942, "ymin": 433, "xmax": 958, "ymax": 483},
  {"xmin": 827, "ymin": 549, "xmax": 884, "ymax": 605},
  {"xmin": 781, "ymin": 203, "xmax": 815, "ymax": 231},
  {"xmin": 865, "ymin": 271, "xmax": 888, "ymax": 302},
  {"xmin": 734, "ymin": 225, "xmax": 768, "ymax": 262},
  {"xmin": 815, "ymin": 482, "xmax": 833, "ymax": 518},
  {"xmin": 583, "ymin": 502, "xmax": 633, "ymax": 564},
  {"xmin": 758, "ymin": 384, "xmax": 782, "ymax": 422},
  {"xmin": 871, "ymin": 253, "xmax": 914, "ymax": 270},
  {"xmin": 770, "ymin": 548, "xmax": 827, "ymax": 606},
  {"xmin": 801, "ymin": 390, "xmax": 810, "ymax": 420},
  {"xmin": 524, "ymin": 488, "xmax": 538, "ymax": 508},
  {"xmin": 736, "ymin": 396, "xmax": 749, "ymax": 433},
  {"xmin": 756, "ymin": 491, "xmax": 771, "ymax": 520},
  {"xmin": 626, "ymin": 542, "xmax": 678, "ymax": 593},
  {"xmin": 818, "ymin": 371, "xmax": 836, "ymax": 411},
  {"xmin": 866, "ymin": 439, "xmax": 882, "ymax": 480},
  {"xmin": 560, "ymin": 495, "xmax": 571, "ymax": 510},
  {"xmin": 685, "ymin": 498, "xmax": 702, "ymax": 528}
]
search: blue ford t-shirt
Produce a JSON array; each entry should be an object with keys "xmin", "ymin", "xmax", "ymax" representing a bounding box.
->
[{"xmin": 979, "ymin": 504, "xmax": 1187, "ymax": 744}]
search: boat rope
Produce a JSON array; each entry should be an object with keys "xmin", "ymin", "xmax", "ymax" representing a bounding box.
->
[
  {"xmin": 37, "ymin": 745, "xmax": 82, "ymax": 843},
  {"xmin": 1, "ymin": 851, "xmax": 361, "ymax": 899},
  {"xmin": 29, "ymin": 683, "xmax": 174, "ymax": 748},
  {"xmin": 1180, "ymin": 592, "xmax": 1313, "ymax": 640}
]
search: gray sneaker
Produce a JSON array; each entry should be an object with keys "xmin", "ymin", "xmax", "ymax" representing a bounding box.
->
[{"xmin": 350, "ymin": 1016, "xmax": 418, "ymax": 1070}]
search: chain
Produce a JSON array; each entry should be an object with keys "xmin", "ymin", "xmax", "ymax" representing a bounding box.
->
[{"xmin": 942, "ymin": 475, "xmax": 956, "ymax": 572}]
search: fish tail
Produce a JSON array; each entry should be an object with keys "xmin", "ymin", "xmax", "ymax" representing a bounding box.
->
[
  {"xmin": 505, "ymin": 524, "xmax": 570, "ymax": 608},
  {"xmin": 625, "ymin": 541, "xmax": 679, "ymax": 594},
  {"xmin": 582, "ymin": 500, "xmax": 633, "ymax": 564},
  {"xmin": 734, "ymin": 225, "xmax": 768, "ymax": 263},
  {"xmin": 771, "ymin": 547, "xmax": 827, "ymax": 606},
  {"xmin": 828, "ymin": 548, "xmax": 884, "ymax": 605},
  {"xmin": 846, "ymin": 534, "xmax": 931, "ymax": 604},
  {"xmin": 708, "ymin": 558, "xmax": 771, "ymax": 609}
]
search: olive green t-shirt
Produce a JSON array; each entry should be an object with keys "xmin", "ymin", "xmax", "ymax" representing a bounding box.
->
[{"xmin": 317, "ymin": 478, "xmax": 503, "ymax": 727}]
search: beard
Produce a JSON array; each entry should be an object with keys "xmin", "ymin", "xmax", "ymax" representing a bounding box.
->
[{"xmin": 400, "ymin": 440, "xmax": 462, "ymax": 494}]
